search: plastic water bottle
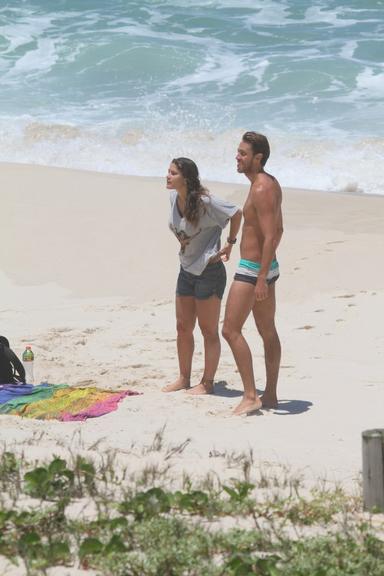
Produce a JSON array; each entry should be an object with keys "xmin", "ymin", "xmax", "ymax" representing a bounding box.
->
[{"xmin": 22, "ymin": 345, "xmax": 34, "ymax": 384}]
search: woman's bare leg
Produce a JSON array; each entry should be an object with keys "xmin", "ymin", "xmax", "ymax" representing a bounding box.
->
[
  {"xmin": 187, "ymin": 295, "xmax": 222, "ymax": 394},
  {"xmin": 162, "ymin": 296, "xmax": 196, "ymax": 392}
]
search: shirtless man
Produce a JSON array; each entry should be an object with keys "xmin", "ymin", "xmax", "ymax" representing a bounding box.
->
[{"xmin": 222, "ymin": 132, "xmax": 283, "ymax": 415}]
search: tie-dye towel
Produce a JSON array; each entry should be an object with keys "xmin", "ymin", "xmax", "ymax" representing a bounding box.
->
[{"xmin": 0, "ymin": 383, "xmax": 139, "ymax": 421}]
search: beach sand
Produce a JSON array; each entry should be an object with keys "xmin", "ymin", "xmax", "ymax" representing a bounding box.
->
[{"xmin": 1, "ymin": 162, "xmax": 383, "ymax": 490}]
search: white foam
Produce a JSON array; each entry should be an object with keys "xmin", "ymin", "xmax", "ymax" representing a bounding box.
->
[
  {"xmin": 9, "ymin": 37, "xmax": 58, "ymax": 77},
  {"xmin": 339, "ymin": 40, "xmax": 358, "ymax": 59},
  {"xmin": 0, "ymin": 120, "xmax": 383, "ymax": 197},
  {"xmin": 247, "ymin": 1, "xmax": 292, "ymax": 27},
  {"xmin": 304, "ymin": 6, "xmax": 357, "ymax": 28},
  {"xmin": 0, "ymin": 13, "xmax": 54, "ymax": 54},
  {"xmin": 166, "ymin": 50, "xmax": 247, "ymax": 89},
  {"xmin": 356, "ymin": 68, "xmax": 384, "ymax": 98},
  {"xmin": 248, "ymin": 59, "xmax": 270, "ymax": 85}
]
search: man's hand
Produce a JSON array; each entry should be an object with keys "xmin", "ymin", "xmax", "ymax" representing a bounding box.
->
[
  {"xmin": 216, "ymin": 243, "xmax": 233, "ymax": 263},
  {"xmin": 255, "ymin": 278, "xmax": 269, "ymax": 301}
]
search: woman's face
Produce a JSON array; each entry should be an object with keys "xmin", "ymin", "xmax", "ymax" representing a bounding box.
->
[{"xmin": 166, "ymin": 163, "xmax": 185, "ymax": 191}]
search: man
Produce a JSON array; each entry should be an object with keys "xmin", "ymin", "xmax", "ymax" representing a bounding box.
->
[{"xmin": 222, "ymin": 132, "xmax": 283, "ymax": 415}]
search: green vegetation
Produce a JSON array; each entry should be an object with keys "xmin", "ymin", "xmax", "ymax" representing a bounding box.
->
[{"xmin": 0, "ymin": 448, "xmax": 383, "ymax": 575}]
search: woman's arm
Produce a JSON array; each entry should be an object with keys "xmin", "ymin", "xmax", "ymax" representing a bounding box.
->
[{"xmin": 217, "ymin": 208, "xmax": 242, "ymax": 262}]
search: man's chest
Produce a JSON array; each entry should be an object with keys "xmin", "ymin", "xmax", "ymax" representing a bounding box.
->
[{"xmin": 243, "ymin": 195, "xmax": 259, "ymax": 227}]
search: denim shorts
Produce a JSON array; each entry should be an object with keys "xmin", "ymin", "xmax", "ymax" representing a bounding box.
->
[{"xmin": 176, "ymin": 261, "xmax": 227, "ymax": 300}]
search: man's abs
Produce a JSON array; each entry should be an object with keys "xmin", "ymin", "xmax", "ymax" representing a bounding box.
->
[{"xmin": 239, "ymin": 223, "xmax": 268, "ymax": 262}]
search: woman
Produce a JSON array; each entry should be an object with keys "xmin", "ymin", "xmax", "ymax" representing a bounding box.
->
[{"xmin": 163, "ymin": 157, "xmax": 242, "ymax": 394}]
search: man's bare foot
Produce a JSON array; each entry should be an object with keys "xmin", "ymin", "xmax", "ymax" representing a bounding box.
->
[
  {"xmin": 186, "ymin": 380, "xmax": 214, "ymax": 395},
  {"xmin": 261, "ymin": 393, "xmax": 278, "ymax": 409},
  {"xmin": 233, "ymin": 396, "xmax": 262, "ymax": 415},
  {"xmin": 162, "ymin": 377, "xmax": 190, "ymax": 392}
]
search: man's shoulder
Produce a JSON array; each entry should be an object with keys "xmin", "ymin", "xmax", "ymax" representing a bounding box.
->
[{"xmin": 251, "ymin": 172, "xmax": 281, "ymax": 197}]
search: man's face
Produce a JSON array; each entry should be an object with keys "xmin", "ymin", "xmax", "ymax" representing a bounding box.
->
[{"xmin": 236, "ymin": 141, "xmax": 257, "ymax": 174}]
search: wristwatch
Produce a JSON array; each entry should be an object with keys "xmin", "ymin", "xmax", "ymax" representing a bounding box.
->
[{"xmin": 227, "ymin": 237, "xmax": 237, "ymax": 244}]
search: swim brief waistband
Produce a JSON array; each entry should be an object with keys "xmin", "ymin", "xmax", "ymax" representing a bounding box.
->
[{"xmin": 234, "ymin": 258, "xmax": 280, "ymax": 285}]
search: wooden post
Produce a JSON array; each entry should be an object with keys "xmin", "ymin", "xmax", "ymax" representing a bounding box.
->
[{"xmin": 362, "ymin": 429, "xmax": 384, "ymax": 512}]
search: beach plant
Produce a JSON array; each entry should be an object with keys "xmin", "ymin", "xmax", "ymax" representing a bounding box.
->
[
  {"xmin": 224, "ymin": 553, "xmax": 280, "ymax": 576},
  {"xmin": 119, "ymin": 487, "xmax": 172, "ymax": 520},
  {"xmin": 18, "ymin": 531, "xmax": 71, "ymax": 573},
  {"xmin": 146, "ymin": 425, "xmax": 166, "ymax": 453},
  {"xmin": 172, "ymin": 488, "xmax": 211, "ymax": 515},
  {"xmin": 222, "ymin": 480, "xmax": 255, "ymax": 504},
  {"xmin": 0, "ymin": 451, "xmax": 383, "ymax": 575},
  {"xmin": 73, "ymin": 455, "xmax": 97, "ymax": 497},
  {"xmin": 135, "ymin": 461, "xmax": 172, "ymax": 487},
  {"xmin": 0, "ymin": 450, "xmax": 22, "ymax": 502},
  {"xmin": 23, "ymin": 457, "xmax": 74, "ymax": 501}
]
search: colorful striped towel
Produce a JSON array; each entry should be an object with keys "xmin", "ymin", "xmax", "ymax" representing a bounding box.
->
[{"xmin": 0, "ymin": 383, "xmax": 139, "ymax": 421}]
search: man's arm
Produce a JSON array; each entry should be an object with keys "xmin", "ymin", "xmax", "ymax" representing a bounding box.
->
[
  {"xmin": 275, "ymin": 205, "xmax": 284, "ymax": 250},
  {"xmin": 251, "ymin": 180, "xmax": 281, "ymax": 300}
]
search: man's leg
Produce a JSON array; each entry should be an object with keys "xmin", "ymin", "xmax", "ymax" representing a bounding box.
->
[
  {"xmin": 252, "ymin": 283, "xmax": 281, "ymax": 408},
  {"xmin": 187, "ymin": 295, "xmax": 221, "ymax": 395},
  {"xmin": 162, "ymin": 296, "xmax": 196, "ymax": 392},
  {"xmin": 222, "ymin": 280, "xmax": 262, "ymax": 414}
]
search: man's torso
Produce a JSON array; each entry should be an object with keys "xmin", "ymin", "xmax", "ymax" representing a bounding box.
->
[{"xmin": 240, "ymin": 172, "xmax": 282, "ymax": 262}]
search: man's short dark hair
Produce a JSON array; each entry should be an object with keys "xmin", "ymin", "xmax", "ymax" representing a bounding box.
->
[{"xmin": 242, "ymin": 132, "xmax": 270, "ymax": 166}]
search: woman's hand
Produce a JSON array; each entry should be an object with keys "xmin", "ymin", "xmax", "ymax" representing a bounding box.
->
[{"xmin": 216, "ymin": 242, "xmax": 233, "ymax": 262}]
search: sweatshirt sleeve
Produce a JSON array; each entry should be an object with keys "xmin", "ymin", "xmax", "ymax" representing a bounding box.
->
[
  {"xmin": 204, "ymin": 195, "xmax": 239, "ymax": 229},
  {"xmin": 8, "ymin": 348, "xmax": 26, "ymax": 383}
]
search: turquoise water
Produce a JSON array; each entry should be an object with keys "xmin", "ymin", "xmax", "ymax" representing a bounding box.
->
[{"xmin": 1, "ymin": 0, "xmax": 384, "ymax": 194}]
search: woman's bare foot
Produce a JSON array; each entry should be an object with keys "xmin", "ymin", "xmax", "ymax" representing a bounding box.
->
[
  {"xmin": 186, "ymin": 379, "xmax": 214, "ymax": 395},
  {"xmin": 162, "ymin": 377, "xmax": 190, "ymax": 392},
  {"xmin": 261, "ymin": 393, "xmax": 278, "ymax": 409},
  {"xmin": 233, "ymin": 396, "xmax": 262, "ymax": 415}
]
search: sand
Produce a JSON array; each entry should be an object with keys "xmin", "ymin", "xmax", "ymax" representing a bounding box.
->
[{"xmin": 1, "ymin": 162, "xmax": 383, "ymax": 489}]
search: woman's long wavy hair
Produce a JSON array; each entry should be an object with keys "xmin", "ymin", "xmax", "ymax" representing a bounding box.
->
[{"xmin": 172, "ymin": 157, "xmax": 208, "ymax": 226}]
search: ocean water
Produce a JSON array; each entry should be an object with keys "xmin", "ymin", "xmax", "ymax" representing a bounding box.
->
[{"xmin": 1, "ymin": 0, "xmax": 384, "ymax": 195}]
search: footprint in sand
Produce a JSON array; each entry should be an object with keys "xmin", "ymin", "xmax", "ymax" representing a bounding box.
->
[
  {"xmin": 334, "ymin": 294, "xmax": 355, "ymax": 299},
  {"xmin": 83, "ymin": 327, "xmax": 101, "ymax": 335}
]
